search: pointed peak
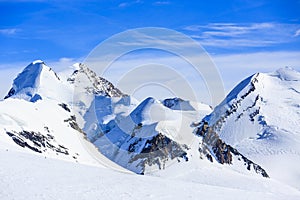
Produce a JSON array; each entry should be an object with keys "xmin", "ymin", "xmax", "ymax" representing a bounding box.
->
[
  {"xmin": 32, "ymin": 59, "xmax": 45, "ymax": 65},
  {"xmin": 70, "ymin": 63, "xmax": 124, "ymax": 97},
  {"xmin": 4, "ymin": 60, "xmax": 61, "ymax": 101},
  {"xmin": 130, "ymin": 97, "xmax": 168, "ymax": 125},
  {"xmin": 68, "ymin": 62, "xmax": 81, "ymax": 71}
]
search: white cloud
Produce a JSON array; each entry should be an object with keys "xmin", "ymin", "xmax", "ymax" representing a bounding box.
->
[
  {"xmin": 213, "ymin": 51, "xmax": 300, "ymax": 91},
  {"xmin": 198, "ymin": 38, "xmax": 277, "ymax": 48},
  {"xmin": 0, "ymin": 29, "xmax": 18, "ymax": 35},
  {"xmin": 118, "ymin": 0, "xmax": 142, "ymax": 8},
  {"xmin": 294, "ymin": 29, "xmax": 300, "ymax": 37},
  {"xmin": 153, "ymin": 1, "xmax": 170, "ymax": 5},
  {"xmin": 118, "ymin": 2, "xmax": 129, "ymax": 8},
  {"xmin": 183, "ymin": 23, "xmax": 274, "ymax": 33},
  {"xmin": 46, "ymin": 57, "xmax": 83, "ymax": 72},
  {"xmin": 183, "ymin": 25, "xmax": 203, "ymax": 32},
  {"xmin": 183, "ymin": 23, "xmax": 300, "ymax": 48},
  {"xmin": 0, "ymin": 0, "xmax": 46, "ymax": 2}
]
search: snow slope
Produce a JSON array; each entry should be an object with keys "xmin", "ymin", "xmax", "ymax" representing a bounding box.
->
[
  {"xmin": 199, "ymin": 67, "xmax": 300, "ymax": 189},
  {"xmin": 1, "ymin": 141, "xmax": 300, "ymax": 200}
]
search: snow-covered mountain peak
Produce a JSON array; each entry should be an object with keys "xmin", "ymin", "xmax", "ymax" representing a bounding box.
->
[
  {"xmin": 129, "ymin": 97, "xmax": 182, "ymax": 126},
  {"xmin": 4, "ymin": 60, "xmax": 62, "ymax": 102},
  {"xmin": 32, "ymin": 59, "xmax": 45, "ymax": 65},
  {"xmin": 162, "ymin": 97, "xmax": 195, "ymax": 111},
  {"xmin": 198, "ymin": 67, "xmax": 300, "ymax": 188},
  {"xmin": 272, "ymin": 66, "xmax": 300, "ymax": 81},
  {"xmin": 71, "ymin": 63, "xmax": 124, "ymax": 98}
]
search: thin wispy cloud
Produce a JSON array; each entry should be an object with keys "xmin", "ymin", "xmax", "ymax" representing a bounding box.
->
[
  {"xmin": 213, "ymin": 51, "xmax": 300, "ymax": 91},
  {"xmin": 153, "ymin": 1, "xmax": 170, "ymax": 5},
  {"xmin": 0, "ymin": 0, "xmax": 46, "ymax": 2},
  {"xmin": 0, "ymin": 28, "xmax": 19, "ymax": 36},
  {"xmin": 118, "ymin": 0, "xmax": 142, "ymax": 8},
  {"xmin": 295, "ymin": 29, "xmax": 300, "ymax": 37},
  {"xmin": 183, "ymin": 23, "xmax": 300, "ymax": 48}
]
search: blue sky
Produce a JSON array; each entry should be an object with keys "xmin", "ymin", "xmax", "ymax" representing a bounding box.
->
[
  {"xmin": 1, "ymin": 0, "xmax": 300, "ymax": 103},
  {"xmin": 1, "ymin": 0, "xmax": 299, "ymax": 62}
]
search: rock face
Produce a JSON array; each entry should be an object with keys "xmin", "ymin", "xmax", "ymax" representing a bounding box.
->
[
  {"xmin": 195, "ymin": 122, "xmax": 269, "ymax": 177},
  {"xmin": 162, "ymin": 97, "xmax": 195, "ymax": 111},
  {"xmin": 130, "ymin": 133, "xmax": 188, "ymax": 173},
  {"xmin": 70, "ymin": 63, "xmax": 124, "ymax": 97},
  {"xmin": 6, "ymin": 130, "xmax": 69, "ymax": 155}
]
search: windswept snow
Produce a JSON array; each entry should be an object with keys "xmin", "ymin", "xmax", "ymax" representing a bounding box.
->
[{"xmin": 1, "ymin": 143, "xmax": 300, "ymax": 200}]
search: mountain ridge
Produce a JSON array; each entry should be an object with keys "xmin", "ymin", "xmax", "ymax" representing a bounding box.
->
[
  {"xmin": 197, "ymin": 66, "xmax": 300, "ymax": 188},
  {"xmin": 3, "ymin": 60, "xmax": 297, "ymax": 179}
]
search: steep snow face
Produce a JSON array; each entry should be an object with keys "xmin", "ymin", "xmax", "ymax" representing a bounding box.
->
[
  {"xmin": 200, "ymin": 67, "xmax": 300, "ymax": 188},
  {"xmin": 69, "ymin": 63, "xmax": 126, "ymax": 128},
  {"xmin": 0, "ymin": 98, "xmax": 101, "ymax": 165},
  {"xmin": 4, "ymin": 60, "xmax": 70, "ymax": 102}
]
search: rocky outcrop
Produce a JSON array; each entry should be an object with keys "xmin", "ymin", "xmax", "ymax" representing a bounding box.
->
[
  {"xmin": 129, "ymin": 133, "xmax": 188, "ymax": 174},
  {"xmin": 64, "ymin": 115, "xmax": 85, "ymax": 135},
  {"xmin": 195, "ymin": 120, "xmax": 269, "ymax": 178},
  {"xmin": 71, "ymin": 63, "xmax": 124, "ymax": 97},
  {"xmin": 6, "ymin": 130, "xmax": 69, "ymax": 155}
]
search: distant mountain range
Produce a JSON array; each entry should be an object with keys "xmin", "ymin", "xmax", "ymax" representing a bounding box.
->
[{"xmin": 1, "ymin": 60, "xmax": 300, "ymax": 190}]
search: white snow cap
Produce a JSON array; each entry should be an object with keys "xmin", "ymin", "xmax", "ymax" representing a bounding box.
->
[
  {"xmin": 32, "ymin": 59, "xmax": 45, "ymax": 65},
  {"xmin": 4, "ymin": 60, "xmax": 63, "ymax": 102},
  {"xmin": 273, "ymin": 66, "xmax": 300, "ymax": 81}
]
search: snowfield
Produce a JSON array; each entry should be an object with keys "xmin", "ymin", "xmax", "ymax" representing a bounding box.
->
[{"xmin": 1, "ymin": 142, "xmax": 300, "ymax": 200}]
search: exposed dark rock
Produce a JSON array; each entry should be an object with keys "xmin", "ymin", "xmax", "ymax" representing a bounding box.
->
[
  {"xmin": 4, "ymin": 88, "xmax": 15, "ymax": 99},
  {"xmin": 213, "ymin": 139, "xmax": 232, "ymax": 164},
  {"xmin": 44, "ymin": 126, "xmax": 50, "ymax": 133},
  {"xmin": 129, "ymin": 133, "xmax": 188, "ymax": 174},
  {"xmin": 6, "ymin": 130, "xmax": 69, "ymax": 155},
  {"xmin": 58, "ymin": 103, "xmax": 71, "ymax": 112},
  {"xmin": 195, "ymin": 119, "xmax": 269, "ymax": 178},
  {"xmin": 64, "ymin": 115, "xmax": 85, "ymax": 135},
  {"xmin": 76, "ymin": 63, "xmax": 124, "ymax": 97},
  {"xmin": 229, "ymin": 146, "xmax": 269, "ymax": 177}
]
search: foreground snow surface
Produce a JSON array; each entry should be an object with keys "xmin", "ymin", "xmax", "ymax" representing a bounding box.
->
[{"xmin": 1, "ymin": 143, "xmax": 300, "ymax": 200}]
